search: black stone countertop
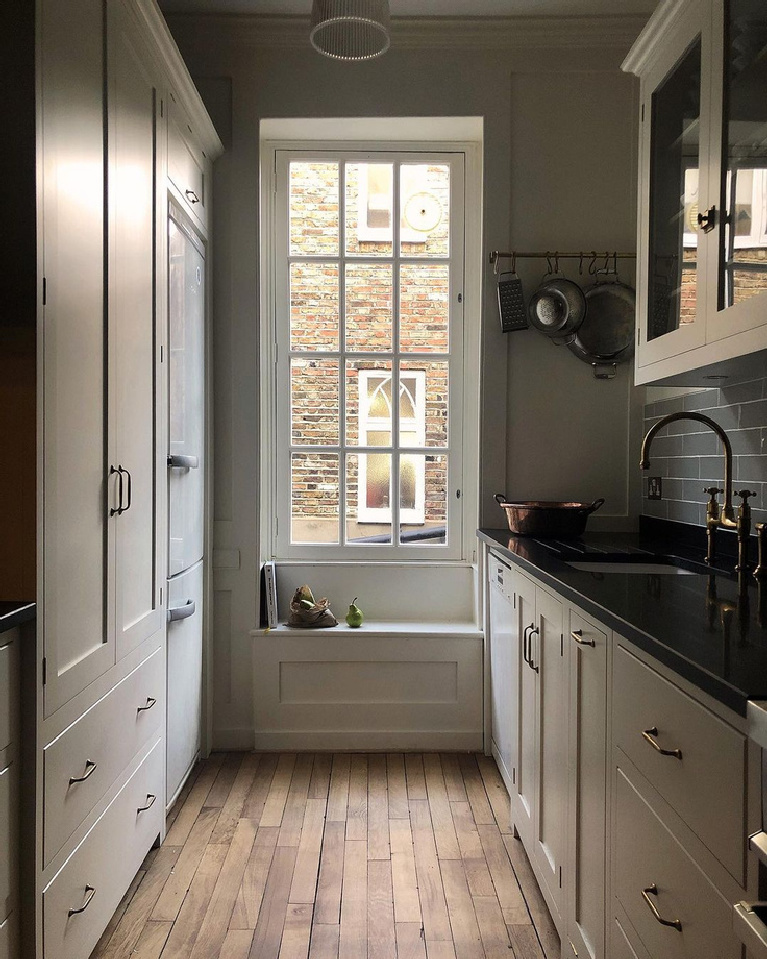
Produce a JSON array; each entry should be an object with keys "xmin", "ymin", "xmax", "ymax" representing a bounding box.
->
[
  {"xmin": 0, "ymin": 601, "xmax": 36, "ymax": 635},
  {"xmin": 478, "ymin": 528, "xmax": 767, "ymax": 717}
]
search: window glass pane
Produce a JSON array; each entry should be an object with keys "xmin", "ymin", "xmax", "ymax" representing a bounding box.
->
[
  {"xmin": 345, "ymin": 162, "xmax": 393, "ymax": 256},
  {"xmin": 345, "ymin": 361, "xmax": 392, "ymax": 447},
  {"xmin": 720, "ymin": 1, "xmax": 767, "ymax": 309},
  {"xmin": 291, "ymin": 452, "xmax": 339, "ymax": 544},
  {"xmin": 400, "ymin": 453, "xmax": 447, "ymax": 546},
  {"xmin": 290, "ymin": 262, "xmax": 339, "ymax": 351},
  {"xmin": 400, "ymin": 361, "xmax": 448, "ymax": 448},
  {"xmin": 647, "ymin": 40, "xmax": 701, "ymax": 340},
  {"xmin": 399, "ymin": 264, "xmax": 449, "ymax": 353},
  {"xmin": 345, "ymin": 452, "xmax": 392, "ymax": 545},
  {"xmin": 289, "ymin": 161, "xmax": 339, "ymax": 256},
  {"xmin": 400, "ymin": 164, "xmax": 450, "ymax": 258},
  {"xmin": 345, "ymin": 263, "xmax": 393, "ymax": 352},
  {"xmin": 291, "ymin": 358, "xmax": 339, "ymax": 446}
]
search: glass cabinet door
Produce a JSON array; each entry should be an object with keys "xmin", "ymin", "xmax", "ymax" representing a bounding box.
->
[
  {"xmin": 642, "ymin": 28, "xmax": 710, "ymax": 362},
  {"xmin": 707, "ymin": 0, "xmax": 767, "ymax": 338}
]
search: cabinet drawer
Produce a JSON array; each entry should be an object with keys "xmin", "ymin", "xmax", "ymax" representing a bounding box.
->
[
  {"xmin": 614, "ymin": 768, "xmax": 740, "ymax": 959},
  {"xmin": 44, "ymin": 647, "xmax": 163, "ymax": 864},
  {"xmin": 613, "ymin": 644, "xmax": 745, "ymax": 881},
  {"xmin": 0, "ymin": 636, "xmax": 17, "ymax": 753},
  {"xmin": 0, "ymin": 764, "xmax": 17, "ymax": 921},
  {"xmin": 44, "ymin": 737, "xmax": 163, "ymax": 959},
  {"xmin": 168, "ymin": 91, "xmax": 208, "ymax": 228}
]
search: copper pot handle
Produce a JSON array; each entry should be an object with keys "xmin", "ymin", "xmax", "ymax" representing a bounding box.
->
[
  {"xmin": 494, "ymin": 493, "xmax": 509, "ymax": 506},
  {"xmin": 585, "ymin": 498, "xmax": 606, "ymax": 514}
]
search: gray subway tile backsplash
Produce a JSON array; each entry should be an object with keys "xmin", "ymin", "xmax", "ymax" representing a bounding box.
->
[{"xmin": 642, "ymin": 377, "xmax": 767, "ymax": 526}]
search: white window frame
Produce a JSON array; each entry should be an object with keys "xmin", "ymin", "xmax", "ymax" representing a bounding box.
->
[
  {"xmin": 356, "ymin": 164, "xmax": 430, "ymax": 245},
  {"xmin": 357, "ymin": 369, "xmax": 426, "ymax": 525},
  {"xmin": 260, "ymin": 137, "xmax": 479, "ymax": 563}
]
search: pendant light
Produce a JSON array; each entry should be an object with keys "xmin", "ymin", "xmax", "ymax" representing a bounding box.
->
[{"xmin": 310, "ymin": 0, "xmax": 391, "ymax": 61}]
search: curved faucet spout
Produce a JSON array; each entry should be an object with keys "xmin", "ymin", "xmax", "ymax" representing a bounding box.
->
[{"xmin": 640, "ymin": 411, "xmax": 735, "ymax": 525}]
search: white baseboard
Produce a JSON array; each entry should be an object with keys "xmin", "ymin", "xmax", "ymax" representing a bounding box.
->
[{"xmin": 252, "ymin": 729, "xmax": 482, "ymax": 751}]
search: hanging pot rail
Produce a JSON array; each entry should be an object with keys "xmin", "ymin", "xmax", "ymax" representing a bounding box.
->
[{"xmin": 489, "ymin": 249, "xmax": 637, "ymax": 275}]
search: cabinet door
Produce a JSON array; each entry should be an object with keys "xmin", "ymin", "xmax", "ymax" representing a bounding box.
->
[
  {"xmin": 168, "ymin": 90, "xmax": 208, "ymax": 229},
  {"xmin": 40, "ymin": 0, "xmax": 114, "ymax": 716},
  {"xmin": 636, "ymin": 0, "xmax": 713, "ymax": 369},
  {"xmin": 108, "ymin": 0, "xmax": 165, "ymax": 660},
  {"xmin": 513, "ymin": 569, "xmax": 537, "ymax": 848},
  {"xmin": 566, "ymin": 610, "xmax": 608, "ymax": 959},
  {"xmin": 533, "ymin": 585, "xmax": 565, "ymax": 917},
  {"xmin": 705, "ymin": 0, "xmax": 767, "ymax": 341},
  {"xmin": 488, "ymin": 564, "xmax": 516, "ymax": 797}
]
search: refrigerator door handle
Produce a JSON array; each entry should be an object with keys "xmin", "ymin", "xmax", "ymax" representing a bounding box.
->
[
  {"xmin": 168, "ymin": 599, "xmax": 196, "ymax": 623},
  {"xmin": 168, "ymin": 453, "xmax": 200, "ymax": 470}
]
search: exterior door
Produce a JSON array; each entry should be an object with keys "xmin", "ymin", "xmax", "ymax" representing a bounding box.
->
[
  {"xmin": 40, "ymin": 0, "xmax": 113, "ymax": 716},
  {"xmin": 109, "ymin": 0, "xmax": 165, "ymax": 660},
  {"xmin": 513, "ymin": 569, "xmax": 537, "ymax": 848},
  {"xmin": 533, "ymin": 585, "xmax": 565, "ymax": 915}
]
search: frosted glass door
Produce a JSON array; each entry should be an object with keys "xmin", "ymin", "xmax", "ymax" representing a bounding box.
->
[{"xmin": 168, "ymin": 213, "xmax": 205, "ymax": 576}]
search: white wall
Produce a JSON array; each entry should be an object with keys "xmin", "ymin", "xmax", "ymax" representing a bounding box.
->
[{"xmin": 165, "ymin": 14, "xmax": 646, "ymax": 747}]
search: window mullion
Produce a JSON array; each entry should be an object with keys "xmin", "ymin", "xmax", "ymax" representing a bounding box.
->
[{"xmin": 338, "ymin": 160, "xmax": 347, "ymax": 547}]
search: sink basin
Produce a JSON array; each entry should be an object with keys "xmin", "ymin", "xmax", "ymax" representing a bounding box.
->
[{"xmin": 567, "ymin": 561, "xmax": 696, "ymax": 575}]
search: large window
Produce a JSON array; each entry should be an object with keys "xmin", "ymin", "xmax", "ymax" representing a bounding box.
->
[{"xmin": 271, "ymin": 150, "xmax": 465, "ymax": 560}]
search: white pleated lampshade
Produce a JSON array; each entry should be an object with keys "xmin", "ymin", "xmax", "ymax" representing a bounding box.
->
[{"xmin": 310, "ymin": 0, "xmax": 391, "ymax": 61}]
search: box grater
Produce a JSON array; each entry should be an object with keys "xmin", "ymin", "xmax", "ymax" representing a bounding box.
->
[{"xmin": 497, "ymin": 271, "xmax": 527, "ymax": 332}]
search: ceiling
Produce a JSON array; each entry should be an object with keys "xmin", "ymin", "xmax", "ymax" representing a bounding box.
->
[{"xmin": 159, "ymin": 0, "xmax": 656, "ymax": 16}]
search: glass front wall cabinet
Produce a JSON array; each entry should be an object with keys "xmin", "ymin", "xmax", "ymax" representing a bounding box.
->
[
  {"xmin": 707, "ymin": 0, "xmax": 767, "ymax": 339},
  {"xmin": 639, "ymin": 0, "xmax": 712, "ymax": 366}
]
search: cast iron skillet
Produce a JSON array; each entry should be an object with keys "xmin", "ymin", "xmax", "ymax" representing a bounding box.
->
[{"xmin": 567, "ymin": 280, "xmax": 635, "ymax": 364}]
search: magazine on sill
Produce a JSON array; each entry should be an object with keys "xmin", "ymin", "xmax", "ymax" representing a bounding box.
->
[{"xmin": 261, "ymin": 561, "xmax": 279, "ymax": 629}]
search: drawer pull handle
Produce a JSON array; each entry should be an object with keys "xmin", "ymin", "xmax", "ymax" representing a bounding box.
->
[
  {"xmin": 68, "ymin": 884, "xmax": 96, "ymax": 917},
  {"xmin": 185, "ymin": 189, "xmax": 200, "ymax": 204},
  {"xmin": 571, "ymin": 629, "xmax": 595, "ymax": 647},
  {"xmin": 641, "ymin": 884, "xmax": 682, "ymax": 931},
  {"xmin": 168, "ymin": 599, "xmax": 196, "ymax": 623},
  {"xmin": 137, "ymin": 793, "xmax": 157, "ymax": 813},
  {"xmin": 137, "ymin": 696, "xmax": 157, "ymax": 713},
  {"xmin": 69, "ymin": 759, "xmax": 98, "ymax": 785},
  {"xmin": 642, "ymin": 727, "xmax": 683, "ymax": 760}
]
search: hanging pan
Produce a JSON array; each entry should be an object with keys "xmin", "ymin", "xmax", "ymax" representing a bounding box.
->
[{"xmin": 567, "ymin": 278, "xmax": 636, "ymax": 366}]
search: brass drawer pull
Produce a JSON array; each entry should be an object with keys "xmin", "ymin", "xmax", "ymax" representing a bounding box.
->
[
  {"xmin": 641, "ymin": 884, "xmax": 682, "ymax": 931},
  {"xmin": 137, "ymin": 696, "xmax": 157, "ymax": 713},
  {"xmin": 642, "ymin": 727, "xmax": 683, "ymax": 760},
  {"xmin": 137, "ymin": 793, "xmax": 157, "ymax": 814},
  {"xmin": 69, "ymin": 759, "xmax": 98, "ymax": 785},
  {"xmin": 68, "ymin": 884, "xmax": 96, "ymax": 917},
  {"xmin": 571, "ymin": 629, "xmax": 595, "ymax": 647}
]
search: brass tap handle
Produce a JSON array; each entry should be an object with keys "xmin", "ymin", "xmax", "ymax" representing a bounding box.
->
[
  {"xmin": 703, "ymin": 486, "xmax": 723, "ymax": 498},
  {"xmin": 735, "ymin": 489, "xmax": 758, "ymax": 505}
]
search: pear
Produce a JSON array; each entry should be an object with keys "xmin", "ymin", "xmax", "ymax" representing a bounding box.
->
[{"xmin": 346, "ymin": 597, "xmax": 364, "ymax": 628}]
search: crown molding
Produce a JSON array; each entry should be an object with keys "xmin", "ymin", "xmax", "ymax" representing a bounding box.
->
[
  {"xmin": 134, "ymin": 0, "xmax": 224, "ymax": 160},
  {"xmin": 164, "ymin": 12, "xmax": 649, "ymax": 52},
  {"xmin": 622, "ymin": 0, "xmax": 694, "ymax": 75}
]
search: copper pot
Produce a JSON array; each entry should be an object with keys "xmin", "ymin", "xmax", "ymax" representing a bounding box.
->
[{"xmin": 494, "ymin": 493, "xmax": 605, "ymax": 537}]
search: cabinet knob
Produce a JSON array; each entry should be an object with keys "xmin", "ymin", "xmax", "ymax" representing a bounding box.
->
[{"xmin": 696, "ymin": 206, "xmax": 716, "ymax": 233}]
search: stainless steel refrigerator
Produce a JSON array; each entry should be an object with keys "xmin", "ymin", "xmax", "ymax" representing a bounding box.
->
[{"xmin": 166, "ymin": 204, "xmax": 205, "ymax": 807}]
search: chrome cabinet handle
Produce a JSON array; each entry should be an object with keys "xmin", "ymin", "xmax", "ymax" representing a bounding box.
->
[
  {"xmin": 168, "ymin": 599, "xmax": 196, "ymax": 622},
  {"xmin": 641, "ymin": 884, "xmax": 682, "ymax": 931},
  {"xmin": 69, "ymin": 759, "xmax": 98, "ymax": 785},
  {"xmin": 68, "ymin": 884, "xmax": 96, "ymax": 917},
  {"xmin": 110, "ymin": 465, "xmax": 123, "ymax": 516},
  {"xmin": 185, "ymin": 189, "xmax": 200, "ymax": 204},
  {"xmin": 571, "ymin": 629, "xmax": 595, "ymax": 647},
  {"xmin": 642, "ymin": 726, "xmax": 683, "ymax": 760},
  {"xmin": 137, "ymin": 696, "xmax": 157, "ymax": 713},
  {"xmin": 137, "ymin": 793, "xmax": 157, "ymax": 813},
  {"xmin": 168, "ymin": 453, "xmax": 200, "ymax": 469},
  {"xmin": 528, "ymin": 627, "xmax": 540, "ymax": 673}
]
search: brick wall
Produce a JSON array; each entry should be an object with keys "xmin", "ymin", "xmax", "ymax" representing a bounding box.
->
[{"xmin": 642, "ymin": 375, "xmax": 767, "ymax": 528}]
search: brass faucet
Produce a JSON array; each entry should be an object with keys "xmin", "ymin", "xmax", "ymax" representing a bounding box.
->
[{"xmin": 640, "ymin": 411, "xmax": 738, "ymax": 566}]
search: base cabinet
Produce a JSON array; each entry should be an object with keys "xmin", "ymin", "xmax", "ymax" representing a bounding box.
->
[{"xmin": 487, "ymin": 553, "xmax": 517, "ymax": 798}]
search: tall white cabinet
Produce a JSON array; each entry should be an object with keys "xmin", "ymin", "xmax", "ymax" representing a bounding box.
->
[{"xmin": 32, "ymin": 1, "xmax": 222, "ymax": 957}]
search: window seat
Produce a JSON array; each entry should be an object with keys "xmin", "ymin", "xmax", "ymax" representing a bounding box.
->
[{"xmin": 254, "ymin": 620, "xmax": 482, "ymax": 639}]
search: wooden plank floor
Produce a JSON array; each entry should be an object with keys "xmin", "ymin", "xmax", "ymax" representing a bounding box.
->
[{"xmin": 91, "ymin": 753, "xmax": 559, "ymax": 959}]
